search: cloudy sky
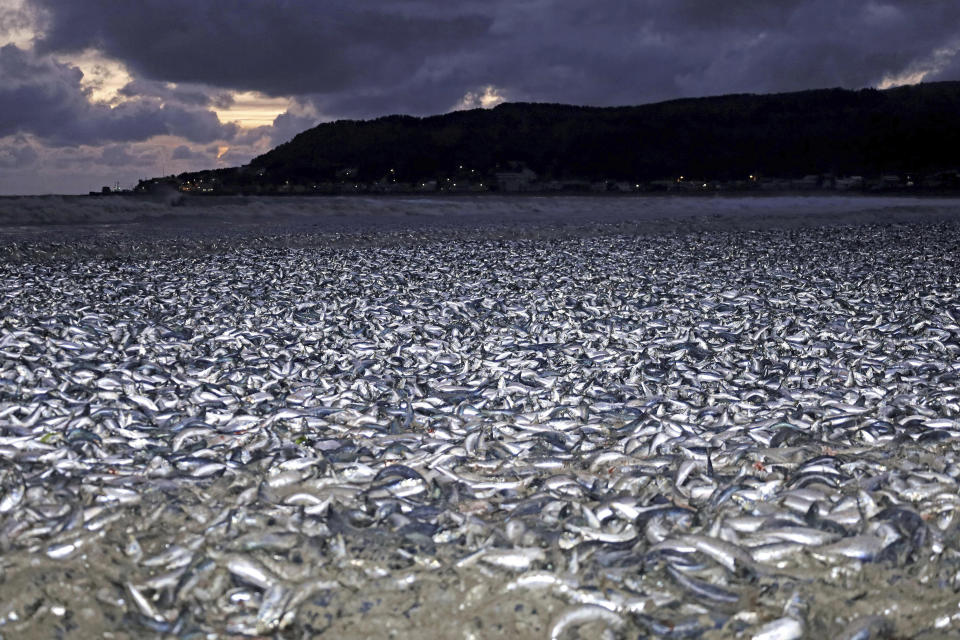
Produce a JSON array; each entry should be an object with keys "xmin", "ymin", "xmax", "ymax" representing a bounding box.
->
[{"xmin": 1, "ymin": 0, "xmax": 958, "ymax": 195}]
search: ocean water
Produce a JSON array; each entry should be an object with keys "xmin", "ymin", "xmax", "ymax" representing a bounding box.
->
[{"xmin": 1, "ymin": 193, "xmax": 959, "ymax": 233}]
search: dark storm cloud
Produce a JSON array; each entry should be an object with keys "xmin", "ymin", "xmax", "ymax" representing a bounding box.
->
[
  {"xmin": 161, "ymin": 104, "xmax": 236, "ymax": 143},
  {"xmin": 117, "ymin": 79, "xmax": 215, "ymax": 108},
  {"xmin": 661, "ymin": 0, "xmax": 960, "ymax": 96},
  {"xmin": 97, "ymin": 144, "xmax": 158, "ymax": 167},
  {"xmin": 218, "ymin": 149, "xmax": 256, "ymax": 167},
  {"xmin": 233, "ymin": 108, "xmax": 325, "ymax": 148},
  {"xmin": 0, "ymin": 3, "xmax": 32, "ymax": 39},
  {"xmin": 266, "ymin": 110, "xmax": 324, "ymax": 145},
  {"xmin": 29, "ymin": 0, "xmax": 960, "ymax": 118},
  {"xmin": 460, "ymin": 0, "xmax": 960, "ymax": 106},
  {"xmin": 927, "ymin": 53, "xmax": 960, "ymax": 82},
  {"xmin": 31, "ymin": 0, "xmax": 494, "ymax": 98},
  {"xmin": 0, "ymin": 140, "xmax": 38, "ymax": 168},
  {"xmin": 0, "ymin": 43, "xmax": 237, "ymax": 145},
  {"xmin": 171, "ymin": 144, "xmax": 211, "ymax": 162}
]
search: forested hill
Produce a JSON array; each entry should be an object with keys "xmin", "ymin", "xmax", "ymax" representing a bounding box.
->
[{"xmin": 163, "ymin": 82, "xmax": 960, "ymax": 191}]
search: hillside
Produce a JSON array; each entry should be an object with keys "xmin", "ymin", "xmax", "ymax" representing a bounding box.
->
[{"xmin": 147, "ymin": 82, "xmax": 960, "ymax": 194}]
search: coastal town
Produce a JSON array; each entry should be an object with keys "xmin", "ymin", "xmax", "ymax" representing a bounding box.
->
[{"xmin": 124, "ymin": 165, "xmax": 960, "ymax": 197}]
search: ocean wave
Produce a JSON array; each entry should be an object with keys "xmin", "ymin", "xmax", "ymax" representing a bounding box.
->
[{"xmin": 0, "ymin": 194, "xmax": 957, "ymax": 232}]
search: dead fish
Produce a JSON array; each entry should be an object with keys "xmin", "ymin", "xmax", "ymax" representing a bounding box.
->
[
  {"xmin": 752, "ymin": 617, "xmax": 803, "ymax": 640},
  {"xmin": 0, "ymin": 468, "xmax": 25, "ymax": 513},
  {"xmin": 1, "ymin": 217, "xmax": 958, "ymax": 639},
  {"xmin": 549, "ymin": 605, "xmax": 624, "ymax": 640}
]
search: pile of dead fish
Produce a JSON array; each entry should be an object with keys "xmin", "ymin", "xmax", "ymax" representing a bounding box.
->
[{"xmin": 1, "ymin": 221, "xmax": 960, "ymax": 638}]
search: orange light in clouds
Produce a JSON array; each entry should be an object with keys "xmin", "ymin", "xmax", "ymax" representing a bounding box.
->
[
  {"xmin": 214, "ymin": 92, "xmax": 291, "ymax": 127},
  {"xmin": 217, "ymin": 146, "xmax": 229, "ymax": 159}
]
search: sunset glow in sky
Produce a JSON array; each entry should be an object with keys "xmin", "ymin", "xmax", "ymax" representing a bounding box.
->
[{"xmin": 1, "ymin": 0, "xmax": 959, "ymax": 194}]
